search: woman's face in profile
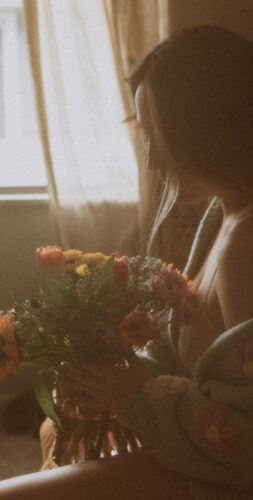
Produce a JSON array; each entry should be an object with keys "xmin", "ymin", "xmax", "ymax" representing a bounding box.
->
[
  {"xmin": 135, "ymin": 83, "xmax": 214, "ymax": 205},
  {"xmin": 135, "ymin": 83, "xmax": 166, "ymax": 180}
]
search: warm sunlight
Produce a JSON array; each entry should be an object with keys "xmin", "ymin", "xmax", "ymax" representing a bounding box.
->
[{"xmin": 0, "ymin": 0, "xmax": 138, "ymax": 202}]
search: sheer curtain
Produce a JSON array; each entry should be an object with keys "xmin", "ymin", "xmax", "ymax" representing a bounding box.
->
[
  {"xmin": 103, "ymin": 0, "xmax": 172, "ymax": 260},
  {"xmin": 23, "ymin": 0, "xmax": 139, "ymax": 253}
]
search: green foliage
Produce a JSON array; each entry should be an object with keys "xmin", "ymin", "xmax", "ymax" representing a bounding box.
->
[
  {"xmin": 11, "ymin": 252, "xmax": 178, "ymax": 428},
  {"xmin": 14, "ymin": 255, "xmax": 165, "ymax": 368},
  {"xmin": 121, "ymin": 113, "xmax": 137, "ymax": 124},
  {"xmin": 128, "ymin": 56, "xmax": 138, "ymax": 72},
  {"xmin": 34, "ymin": 368, "xmax": 64, "ymax": 431}
]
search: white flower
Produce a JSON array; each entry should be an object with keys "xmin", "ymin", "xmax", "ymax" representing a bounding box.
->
[{"xmin": 143, "ymin": 375, "xmax": 191, "ymax": 399}]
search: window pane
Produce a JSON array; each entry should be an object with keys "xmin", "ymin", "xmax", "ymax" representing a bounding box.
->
[
  {"xmin": 0, "ymin": 7, "xmax": 47, "ymax": 188},
  {"xmin": 0, "ymin": 30, "xmax": 4, "ymax": 138}
]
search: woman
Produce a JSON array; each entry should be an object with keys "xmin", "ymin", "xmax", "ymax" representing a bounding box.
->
[{"xmin": 1, "ymin": 25, "xmax": 253, "ymax": 500}]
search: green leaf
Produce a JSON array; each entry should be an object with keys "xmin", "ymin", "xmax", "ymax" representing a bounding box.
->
[
  {"xmin": 23, "ymin": 360, "xmax": 47, "ymax": 370},
  {"xmin": 121, "ymin": 113, "xmax": 137, "ymax": 124},
  {"xmin": 34, "ymin": 368, "xmax": 64, "ymax": 432},
  {"xmin": 128, "ymin": 56, "xmax": 138, "ymax": 71},
  {"xmin": 46, "ymin": 278, "xmax": 66, "ymax": 301},
  {"xmin": 32, "ymin": 274, "xmax": 45, "ymax": 297}
]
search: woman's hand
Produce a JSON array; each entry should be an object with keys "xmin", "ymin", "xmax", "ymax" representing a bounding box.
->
[{"xmin": 55, "ymin": 354, "xmax": 149, "ymax": 419}]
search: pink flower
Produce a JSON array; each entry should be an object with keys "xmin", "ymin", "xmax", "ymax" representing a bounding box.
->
[
  {"xmin": 148, "ymin": 264, "xmax": 196, "ymax": 321},
  {"xmin": 148, "ymin": 276, "xmax": 172, "ymax": 306},
  {"xmin": 36, "ymin": 246, "xmax": 64, "ymax": 271},
  {"xmin": 113, "ymin": 257, "xmax": 129, "ymax": 287},
  {"xmin": 160, "ymin": 265, "xmax": 188, "ymax": 303}
]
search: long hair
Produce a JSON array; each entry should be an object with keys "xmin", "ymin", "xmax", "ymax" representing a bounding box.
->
[
  {"xmin": 130, "ymin": 26, "xmax": 253, "ymax": 249},
  {"xmin": 143, "ymin": 82, "xmax": 180, "ymax": 254}
]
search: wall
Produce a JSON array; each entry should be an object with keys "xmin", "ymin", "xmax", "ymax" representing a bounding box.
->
[
  {"xmin": 0, "ymin": 201, "xmax": 56, "ymax": 311},
  {"xmin": 169, "ymin": 0, "xmax": 253, "ymax": 42},
  {"xmin": 0, "ymin": 201, "xmax": 56, "ymax": 393}
]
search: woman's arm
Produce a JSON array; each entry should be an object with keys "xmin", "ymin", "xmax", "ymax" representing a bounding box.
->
[{"xmin": 216, "ymin": 216, "xmax": 253, "ymax": 330}]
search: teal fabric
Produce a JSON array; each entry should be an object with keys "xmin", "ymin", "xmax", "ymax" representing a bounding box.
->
[{"xmin": 119, "ymin": 197, "xmax": 253, "ymax": 500}]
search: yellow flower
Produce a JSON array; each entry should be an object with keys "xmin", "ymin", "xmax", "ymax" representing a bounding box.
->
[
  {"xmin": 79, "ymin": 252, "xmax": 109, "ymax": 266},
  {"xmin": 75, "ymin": 264, "xmax": 89, "ymax": 277},
  {"xmin": 61, "ymin": 249, "xmax": 109, "ymax": 273},
  {"xmin": 63, "ymin": 249, "xmax": 83, "ymax": 262}
]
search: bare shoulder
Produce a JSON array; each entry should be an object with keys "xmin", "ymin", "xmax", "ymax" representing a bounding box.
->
[
  {"xmin": 216, "ymin": 215, "xmax": 253, "ymax": 330},
  {"xmin": 218, "ymin": 214, "xmax": 253, "ymax": 265}
]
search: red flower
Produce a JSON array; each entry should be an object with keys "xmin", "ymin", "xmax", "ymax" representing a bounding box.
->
[
  {"xmin": 36, "ymin": 246, "xmax": 64, "ymax": 271},
  {"xmin": 112, "ymin": 252, "xmax": 123, "ymax": 259},
  {"xmin": 113, "ymin": 257, "xmax": 129, "ymax": 286},
  {"xmin": 120, "ymin": 311, "xmax": 158, "ymax": 348}
]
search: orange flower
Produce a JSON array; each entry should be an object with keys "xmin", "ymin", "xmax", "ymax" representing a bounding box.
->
[
  {"xmin": 0, "ymin": 314, "xmax": 23, "ymax": 381},
  {"xmin": 0, "ymin": 313, "xmax": 16, "ymax": 344},
  {"xmin": 36, "ymin": 246, "xmax": 64, "ymax": 271},
  {"xmin": 196, "ymin": 404, "xmax": 240, "ymax": 455},
  {"xmin": 120, "ymin": 311, "xmax": 158, "ymax": 348},
  {"xmin": 0, "ymin": 354, "xmax": 23, "ymax": 380}
]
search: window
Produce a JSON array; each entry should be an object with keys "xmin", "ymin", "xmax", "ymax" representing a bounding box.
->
[
  {"xmin": 0, "ymin": 0, "xmax": 47, "ymax": 193},
  {"xmin": 0, "ymin": 1, "xmax": 138, "ymax": 204}
]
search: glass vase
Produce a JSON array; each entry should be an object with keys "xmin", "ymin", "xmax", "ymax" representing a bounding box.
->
[
  {"xmin": 52, "ymin": 373, "xmax": 143, "ymax": 466},
  {"xmin": 52, "ymin": 410, "xmax": 143, "ymax": 466}
]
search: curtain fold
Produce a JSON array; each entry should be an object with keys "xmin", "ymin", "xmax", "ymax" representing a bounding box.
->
[
  {"xmin": 23, "ymin": 0, "xmax": 172, "ymax": 259},
  {"xmin": 22, "ymin": 0, "xmax": 61, "ymax": 243},
  {"xmin": 103, "ymin": 0, "xmax": 173, "ymax": 260},
  {"xmin": 23, "ymin": 0, "xmax": 139, "ymax": 255}
]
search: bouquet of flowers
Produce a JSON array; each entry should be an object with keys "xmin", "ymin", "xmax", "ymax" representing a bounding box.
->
[{"xmin": 0, "ymin": 246, "xmax": 197, "ymax": 463}]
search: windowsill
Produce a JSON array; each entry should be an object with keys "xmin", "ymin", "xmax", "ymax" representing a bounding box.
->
[{"xmin": 0, "ymin": 192, "xmax": 50, "ymax": 204}]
